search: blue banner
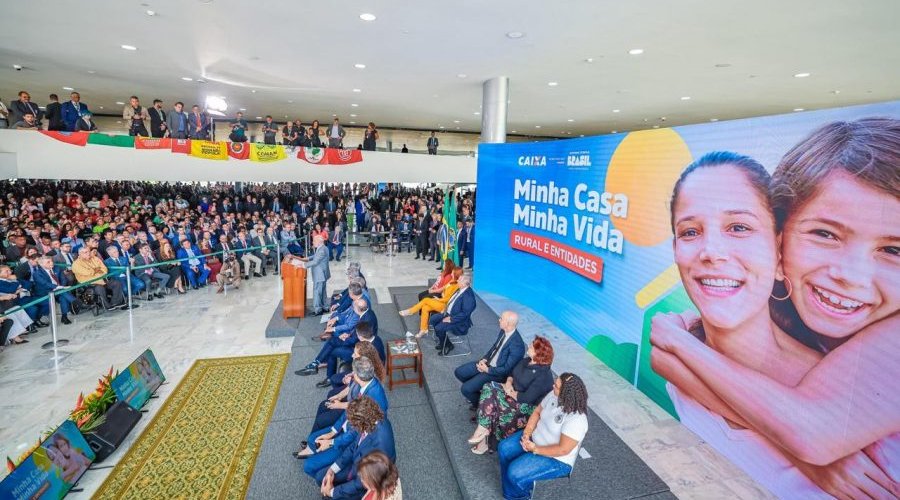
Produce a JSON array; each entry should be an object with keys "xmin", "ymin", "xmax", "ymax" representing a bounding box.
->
[
  {"xmin": 111, "ymin": 349, "xmax": 165, "ymax": 410},
  {"xmin": 0, "ymin": 420, "xmax": 94, "ymax": 499}
]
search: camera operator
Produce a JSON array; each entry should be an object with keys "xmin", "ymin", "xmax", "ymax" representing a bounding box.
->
[{"xmin": 215, "ymin": 234, "xmax": 241, "ymax": 293}]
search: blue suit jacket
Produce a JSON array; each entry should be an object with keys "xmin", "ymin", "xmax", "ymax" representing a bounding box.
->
[
  {"xmin": 32, "ymin": 267, "xmax": 63, "ymax": 298},
  {"xmin": 61, "ymin": 101, "xmax": 89, "ymax": 131},
  {"xmin": 483, "ymin": 329, "xmax": 527, "ymax": 378},
  {"xmin": 332, "ymin": 378, "xmax": 388, "ymax": 434},
  {"xmin": 333, "ymin": 418, "xmax": 396, "ymax": 499},
  {"xmin": 176, "ymin": 246, "xmax": 206, "ymax": 271},
  {"xmin": 371, "ymin": 336, "xmax": 386, "ymax": 363},
  {"xmin": 442, "ymin": 287, "xmax": 476, "ymax": 333}
]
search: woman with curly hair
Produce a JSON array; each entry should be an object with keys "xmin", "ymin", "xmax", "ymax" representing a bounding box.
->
[
  {"xmin": 467, "ymin": 337, "xmax": 555, "ymax": 454},
  {"xmin": 358, "ymin": 450, "xmax": 403, "ymax": 500},
  {"xmin": 314, "ymin": 396, "xmax": 397, "ymax": 500},
  {"xmin": 497, "ymin": 373, "xmax": 589, "ymax": 500}
]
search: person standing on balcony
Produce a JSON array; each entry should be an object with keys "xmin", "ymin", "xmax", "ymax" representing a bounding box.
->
[{"xmin": 427, "ymin": 131, "xmax": 439, "ymax": 155}]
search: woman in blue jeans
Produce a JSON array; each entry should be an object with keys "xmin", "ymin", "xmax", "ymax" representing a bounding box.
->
[{"xmin": 498, "ymin": 373, "xmax": 589, "ymax": 500}]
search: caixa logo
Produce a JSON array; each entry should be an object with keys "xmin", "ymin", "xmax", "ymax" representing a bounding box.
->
[
  {"xmin": 518, "ymin": 155, "xmax": 546, "ymax": 166},
  {"xmin": 566, "ymin": 153, "xmax": 592, "ymax": 167}
]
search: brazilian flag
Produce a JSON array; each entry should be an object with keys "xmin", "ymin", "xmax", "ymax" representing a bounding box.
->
[{"xmin": 439, "ymin": 190, "xmax": 458, "ymax": 263}]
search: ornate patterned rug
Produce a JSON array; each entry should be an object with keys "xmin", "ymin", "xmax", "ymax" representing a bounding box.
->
[{"xmin": 93, "ymin": 354, "xmax": 289, "ymax": 500}]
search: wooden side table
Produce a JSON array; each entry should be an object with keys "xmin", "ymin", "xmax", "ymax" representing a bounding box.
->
[{"xmin": 386, "ymin": 338, "xmax": 424, "ymax": 390}]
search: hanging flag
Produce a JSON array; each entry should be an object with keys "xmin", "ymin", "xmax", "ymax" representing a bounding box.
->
[
  {"xmin": 87, "ymin": 133, "xmax": 135, "ymax": 148},
  {"xmin": 134, "ymin": 137, "xmax": 172, "ymax": 149},
  {"xmin": 296, "ymin": 147, "xmax": 363, "ymax": 165},
  {"xmin": 171, "ymin": 138, "xmax": 191, "ymax": 154},
  {"xmin": 190, "ymin": 140, "xmax": 228, "ymax": 160},
  {"xmin": 440, "ymin": 189, "xmax": 458, "ymax": 263},
  {"xmin": 250, "ymin": 143, "xmax": 286, "ymax": 162},
  {"xmin": 227, "ymin": 142, "xmax": 250, "ymax": 160},
  {"xmin": 38, "ymin": 130, "xmax": 90, "ymax": 146}
]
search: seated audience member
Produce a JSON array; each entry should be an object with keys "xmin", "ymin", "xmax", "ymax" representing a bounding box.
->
[
  {"xmin": 357, "ymin": 451, "xmax": 402, "ymax": 500},
  {"xmin": 0, "ymin": 265, "xmax": 38, "ymax": 342},
  {"xmin": 156, "ymin": 239, "xmax": 186, "ymax": 294},
  {"xmin": 315, "ymin": 321, "xmax": 384, "ymax": 389},
  {"xmin": 428, "ymin": 273, "xmax": 476, "ymax": 356},
  {"xmin": 400, "ymin": 267, "xmax": 462, "ymax": 338},
  {"xmin": 330, "ymin": 277, "xmax": 369, "ymax": 318},
  {"xmin": 298, "ymin": 299, "xmax": 376, "ymax": 375},
  {"xmin": 199, "ymin": 239, "xmax": 221, "ymax": 284},
  {"xmin": 325, "ymin": 341, "xmax": 385, "ymax": 393},
  {"xmin": 0, "ymin": 316, "xmax": 13, "ymax": 351},
  {"xmin": 295, "ymin": 357, "xmax": 388, "ymax": 459},
  {"xmin": 71, "ymin": 247, "xmax": 127, "ymax": 310},
  {"xmin": 74, "ymin": 111, "xmax": 98, "ymax": 132},
  {"xmin": 312, "ymin": 396, "xmax": 396, "ymax": 500},
  {"xmin": 498, "ymin": 373, "xmax": 589, "ymax": 500},
  {"xmin": 329, "ymin": 264, "xmax": 363, "ymax": 307},
  {"xmin": 14, "ymin": 248, "xmax": 40, "ymax": 282},
  {"xmin": 234, "ymin": 229, "xmax": 263, "ymax": 278},
  {"xmin": 468, "ymin": 337, "xmax": 555, "ymax": 454},
  {"xmin": 133, "ymin": 244, "xmax": 167, "ymax": 300},
  {"xmin": 104, "ymin": 246, "xmax": 146, "ymax": 296},
  {"xmin": 454, "ymin": 310, "xmax": 525, "ymax": 408},
  {"xmin": 176, "ymin": 239, "xmax": 210, "ymax": 289},
  {"xmin": 417, "ymin": 259, "xmax": 456, "ymax": 301},
  {"xmin": 252, "ymin": 225, "xmax": 277, "ymax": 272},
  {"xmin": 215, "ymin": 237, "xmax": 242, "ymax": 293},
  {"xmin": 32, "ymin": 256, "xmax": 78, "ymax": 325}
]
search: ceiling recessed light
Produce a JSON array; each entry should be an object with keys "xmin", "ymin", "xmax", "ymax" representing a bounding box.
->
[
  {"xmin": 251, "ymin": 89, "xmax": 257, "ymax": 93},
  {"xmin": 439, "ymin": 126, "xmax": 445, "ymax": 129},
  {"xmin": 473, "ymin": 112, "xmax": 480, "ymax": 115},
  {"xmin": 87, "ymin": 70, "xmax": 96, "ymax": 74},
  {"xmin": 681, "ymin": 96, "xmax": 691, "ymax": 100},
  {"xmin": 535, "ymin": 125, "xmax": 541, "ymax": 129},
  {"xmin": 794, "ymin": 72, "xmax": 811, "ymax": 78},
  {"xmin": 115, "ymin": 101, "xmax": 125, "ymax": 105},
  {"xmin": 793, "ymin": 108, "xmax": 805, "ymax": 112},
  {"xmin": 511, "ymin": 130, "xmax": 517, "ymax": 133},
  {"xmin": 121, "ymin": 44, "xmax": 137, "ymax": 51},
  {"xmin": 584, "ymin": 58, "xmax": 594, "ymax": 63},
  {"xmin": 287, "ymin": 100, "xmax": 293, "ymax": 103},
  {"xmin": 98, "ymin": 106, "xmax": 104, "ymax": 109},
  {"xmin": 714, "ymin": 63, "xmax": 731, "ymax": 68},
  {"xmin": 350, "ymin": 121, "xmax": 356, "ymax": 124},
  {"xmin": 611, "ymin": 130, "xmax": 617, "ymax": 134},
  {"xmin": 284, "ymin": 115, "xmax": 288, "ymax": 118},
  {"xmin": 506, "ymin": 31, "xmax": 524, "ymax": 39},
  {"xmin": 628, "ymin": 48, "xmax": 643, "ymax": 55},
  {"xmin": 612, "ymin": 109, "xmax": 620, "ymax": 113},
  {"xmin": 652, "ymin": 125, "xmax": 660, "ymax": 129},
  {"xmin": 181, "ymin": 77, "xmax": 193, "ymax": 81},
  {"xmin": 831, "ymin": 90, "xmax": 841, "ymax": 94},
  {"xmin": 457, "ymin": 73, "xmax": 467, "ymax": 78},
  {"xmin": 350, "ymin": 114, "xmax": 357, "ymax": 117},
  {"xmin": 239, "ymin": 108, "xmax": 246, "ymax": 111},
  {"xmin": 567, "ymin": 119, "xmax": 574, "ymax": 122},
  {"xmin": 62, "ymin": 86, "xmax": 74, "ymax": 91},
  {"xmin": 256, "ymin": 116, "xmax": 262, "ymax": 119},
  {"xmin": 453, "ymin": 120, "xmax": 460, "ymax": 123},
  {"xmin": 351, "ymin": 103, "xmax": 359, "ymax": 107},
  {"xmin": 456, "ymin": 127, "xmax": 460, "ymax": 130},
  {"xmin": 145, "ymin": 9, "xmax": 156, "ymax": 16},
  {"xmin": 352, "ymin": 88, "xmax": 361, "ymax": 93},
  {"xmin": 547, "ymin": 82, "xmax": 558, "ymax": 87},
  {"xmin": 710, "ymin": 118, "xmax": 718, "ymax": 122},
  {"xmin": 332, "ymin": 114, "xmax": 337, "ymax": 117},
  {"xmin": 196, "ymin": 78, "xmax": 207, "ymax": 83},
  {"xmin": 354, "ymin": 63, "xmax": 366, "ymax": 69},
  {"xmin": 359, "ymin": 13, "xmax": 376, "ymax": 21}
]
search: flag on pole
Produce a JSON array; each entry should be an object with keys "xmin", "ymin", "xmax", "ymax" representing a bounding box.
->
[
  {"xmin": 227, "ymin": 142, "xmax": 250, "ymax": 160},
  {"xmin": 38, "ymin": 131, "xmax": 89, "ymax": 146},
  {"xmin": 440, "ymin": 189, "xmax": 458, "ymax": 263},
  {"xmin": 190, "ymin": 140, "xmax": 228, "ymax": 160},
  {"xmin": 249, "ymin": 143, "xmax": 286, "ymax": 162}
]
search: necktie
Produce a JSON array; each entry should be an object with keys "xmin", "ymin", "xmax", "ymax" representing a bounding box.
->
[
  {"xmin": 445, "ymin": 289, "xmax": 460, "ymax": 313},
  {"xmin": 486, "ymin": 331, "xmax": 506, "ymax": 365},
  {"xmin": 65, "ymin": 253, "xmax": 73, "ymax": 265},
  {"xmin": 47, "ymin": 269, "xmax": 58, "ymax": 285}
]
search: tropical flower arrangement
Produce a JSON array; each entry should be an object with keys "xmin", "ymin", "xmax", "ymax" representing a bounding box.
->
[{"xmin": 5, "ymin": 366, "xmax": 118, "ymax": 473}]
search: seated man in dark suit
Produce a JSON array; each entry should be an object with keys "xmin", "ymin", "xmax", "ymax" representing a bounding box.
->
[
  {"xmin": 428, "ymin": 273, "xmax": 476, "ymax": 356},
  {"xmin": 454, "ymin": 310, "xmax": 526, "ymax": 409},
  {"xmin": 176, "ymin": 239, "xmax": 210, "ymax": 289},
  {"xmin": 298, "ymin": 299, "xmax": 376, "ymax": 376},
  {"xmin": 32, "ymin": 257, "xmax": 78, "ymax": 325},
  {"xmin": 314, "ymin": 396, "xmax": 396, "ymax": 499},
  {"xmin": 315, "ymin": 320, "xmax": 385, "ymax": 389},
  {"xmin": 296, "ymin": 357, "xmax": 389, "ymax": 462}
]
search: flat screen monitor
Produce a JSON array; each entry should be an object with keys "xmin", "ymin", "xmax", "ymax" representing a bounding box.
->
[
  {"xmin": 111, "ymin": 348, "xmax": 165, "ymax": 410},
  {"xmin": 0, "ymin": 420, "xmax": 95, "ymax": 499}
]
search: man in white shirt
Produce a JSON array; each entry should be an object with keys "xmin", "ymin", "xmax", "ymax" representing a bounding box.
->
[{"xmin": 326, "ymin": 118, "xmax": 345, "ymax": 148}]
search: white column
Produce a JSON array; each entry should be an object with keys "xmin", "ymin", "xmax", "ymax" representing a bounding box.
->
[{"xmin": 480, "ymin": 77, "xmax": 510, "ymax": 144}]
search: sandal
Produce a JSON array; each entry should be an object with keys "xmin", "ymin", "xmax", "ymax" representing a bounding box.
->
[
  {"xmin": 467, "ymin": 426, "xmax": 490, "ymax": 445},
  {"xmin": 471, "ymin": 440, "xmax": 489, "ymax": 455}
]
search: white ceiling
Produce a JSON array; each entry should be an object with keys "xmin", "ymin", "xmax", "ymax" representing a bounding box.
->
[{"xmin": 1, "ymin": 0, "xmax": 898, "ymax": 137}]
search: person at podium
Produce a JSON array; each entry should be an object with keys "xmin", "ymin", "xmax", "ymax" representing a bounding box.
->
[{"xmin": 292, "ymin": 235, "xmax": 331, "ymax": 316}]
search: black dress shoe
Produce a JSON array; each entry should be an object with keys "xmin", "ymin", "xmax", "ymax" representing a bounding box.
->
[
  {"xmin": 253, "ymin": 272, "xmax": 262, "ymax": 278},
  {"xmin": 61, "ymin": 316, "xmax": 72, "ymax": 325},
  {"xmin": 316, "ymin": 379, "xmax": 331, "ymax": 388},
  {"xmin": 438, "ymin": 343, "xmax": 455, "ymax": 356},
  {"xmin": 34, "ymin": 320, "xmax": 49, "ymax": 328},
  {"xmin": 295, "ymin": 366, "xmax": 318, "ymax": 376},
  {"xmin": 147, "ymin": 295, "xmax": 154, "ymax": 301},
  {"xmin": 155, "ymin": 292, "xmax": 165, "ymax": 299}
]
